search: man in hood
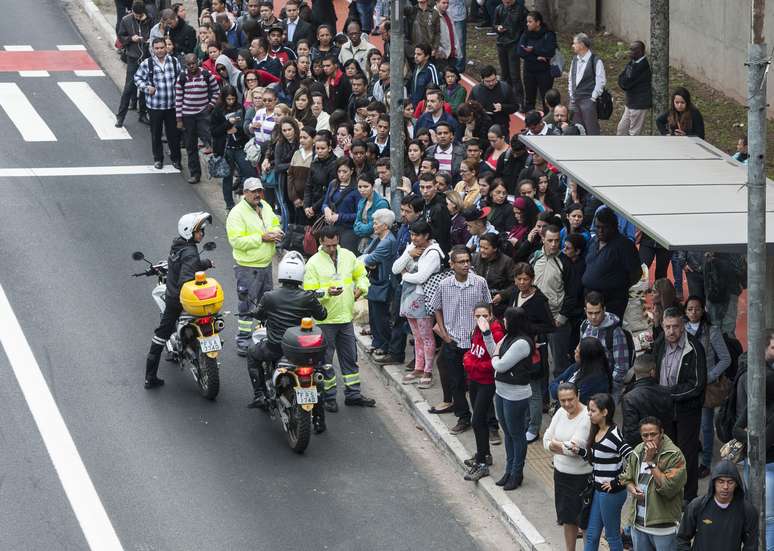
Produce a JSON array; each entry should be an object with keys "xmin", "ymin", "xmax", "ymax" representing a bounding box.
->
[{"xmin": 676, "ymin": 460, "xmax": 758, "ymax": 550}]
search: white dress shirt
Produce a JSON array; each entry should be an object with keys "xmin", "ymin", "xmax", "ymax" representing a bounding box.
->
[{"xmin": 569, "ymin": 50, "xmax": 607, "ymax": 101}]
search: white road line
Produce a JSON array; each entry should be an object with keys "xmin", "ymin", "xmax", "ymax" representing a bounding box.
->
[
  {"xmin": 57, "ymin": 44, "xmax": 87, "ymax": 51},
  {"xmin": 57, "ymin": 82, "xmax": 131, "ymax": 140},
  {"xmin": 0, "ymin": 283, "xmax": 124, "ymax": 551},
  {"xmin": 73, "ymin": 70, "xmax": 105, "ymax": 77},
  {"xmin": 3, "ymin": 44, "xmax": 34, "ymax": 51},
  {"xmin": 19, "ymin": 70, "xmax": 50, "ymax": 77},
  {"xmin": 0, "ymin": 165, "xmax": 180, "ymax": 177},
  {"xmin": 0, "ymin": 83, "xmax": 57, "ymax": 141}
]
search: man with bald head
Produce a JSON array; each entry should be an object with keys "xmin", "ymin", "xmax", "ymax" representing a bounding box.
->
[{"xmin": 175, "ymin": 53, "xmax": 221, "ymax": 183}]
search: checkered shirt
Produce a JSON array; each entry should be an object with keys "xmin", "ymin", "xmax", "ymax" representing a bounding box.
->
[
  {"xmin": 429, "ymin": 272, "xmax": 491, "ymax": 348},
  {"xmin": 134, "ymin": 54, "xmax": 180, "ymax": 111}
]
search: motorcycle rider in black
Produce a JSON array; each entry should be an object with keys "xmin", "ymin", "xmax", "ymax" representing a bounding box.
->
[
  {"xmin": 245, "ymin": 251, "xmax": 328, "ymax": 429},
  {"xmin": 144, "ymin": 212, "xmax": 213, "ymax": 389}
]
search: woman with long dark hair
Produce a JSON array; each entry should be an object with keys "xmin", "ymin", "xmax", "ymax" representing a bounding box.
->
[
  {"xmin": 277, "ymin": 60, "xmax": 301, "ymax": 105},
  {"xmin": 322, "ymin": 156, "xmax": 361, "ymax": 252},
  {"xmin": 487, "ymin": 178, "xmax": 517, "ymax": 232},
  {"xmin": 291, "ymin": 87, "xmax": 316, "ymax": 127},
  {"xmin": 560, "ymin": 202, "xmax": 591, "ymax": 245},
  {"xmin": 517, "ymin": 10, "xmax": 557, "ymax": 112},
  {"xmin": 549, "ymin": 337, "xmax": 612, "ymax": 405},
  {"xmin": 656, "ymin": 86, "xmax": 705, "ymax": 139},
  {"xmin": 576, "ymin": 393, "xmax": 632, "ymax": 551},
  {"xmin": 210, "ymin": 85, "xmax": 253, "ymax": 212}
]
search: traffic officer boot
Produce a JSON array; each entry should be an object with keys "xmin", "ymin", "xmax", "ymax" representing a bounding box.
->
[
  {"xmin": 313, "ymin": 403, "xmax": 326, "ymax": 434},
  {"xmin": 144, "ymin": 353, "xmax": 165, "ymax": 389},
  {"xmin": 246, "ymin": 364, "xmax": 266, "ymax": 409}
]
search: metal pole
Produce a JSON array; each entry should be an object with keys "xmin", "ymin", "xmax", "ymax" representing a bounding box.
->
[
  {"xmin": 650, "ymin": 0, "xmax": 670, "ymax": 122},
  {"xmin": 747, "ymin": 0, "xmax": 768, "ymax": 547},
  {"xmin": 388, "ymin": 0, "xmax": 405, "ymax": 215}
]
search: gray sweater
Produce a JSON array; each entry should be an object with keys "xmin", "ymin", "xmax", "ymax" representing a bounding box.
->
[{"xmin": 483, "ymin": 333, "xmax": 532, "ymax": 401}]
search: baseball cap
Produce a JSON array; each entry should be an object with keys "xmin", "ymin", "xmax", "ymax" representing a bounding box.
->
[
  {"xmin": 462, "ymin": 206, "xmax": 491, "ymax": 222},
  {"xmin": 243, "ymin": 177, "xmax": 264, "ymax": 191}
]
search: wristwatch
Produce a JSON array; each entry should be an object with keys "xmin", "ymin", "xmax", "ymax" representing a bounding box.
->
[{"xmin": 645, "ymin": 462, "xmax": 657, "ymax": 470}]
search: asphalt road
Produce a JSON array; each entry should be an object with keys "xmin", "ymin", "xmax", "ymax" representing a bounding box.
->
[{"xmin": 0, "ymin": 3, "xmax": 489, "ymax": 550}]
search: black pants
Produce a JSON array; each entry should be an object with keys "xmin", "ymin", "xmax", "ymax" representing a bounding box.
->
[
  {"xmin": 146, "ymin": 298, "xmax": 182, "ymax": 378},
  {"xmin": 470, "ymin": 381, "xmax": 496, "ymax": 461},
  {"xmin": 182, "ymin": 111, "xmax": 211, "ymax": 178},
  {"xmin": 440, "ymin": 342, "xmax": 471, "ymax": 422},
  {"xmin": 523, "ymin": 70, "xmax": 554, "ymax": 113},
  {"xmin": 686, "ymin": 271, "xmax": 705, "ymax": 302},
  {"xmin": 497, "ymin": 45, "xmax": 523, "ymax": 108},
  {"xmin": 670, "ymin": 409, "xmax": 701, "ymax": 501},
  {"xmin": 149, "ymin": 108, "xmax": 181, "ymax": 164},
  {"xmin": 247, "ymin": 340, "xmax": 282, "ymax": 393},
  {"xmin": 117, "ymin": 58, "xmax": 147, "ymax": 119},
  {"xmin": 640, "ymin": 242, "xmax": 671, "ymax": 280}
]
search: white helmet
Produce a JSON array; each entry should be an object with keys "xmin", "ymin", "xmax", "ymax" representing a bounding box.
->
[
  {"xmin": 178, "ymin": 211, "xmax": 212, "ymax": 241},
  {"xmin": 278, "ymin": 251, "xmax": 306, "ymax": 284}
]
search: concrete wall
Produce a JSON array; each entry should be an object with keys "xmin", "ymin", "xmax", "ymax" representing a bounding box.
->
[{"xmin": 599, "ymin": 0, "xmax": 774, "ymax": 116}]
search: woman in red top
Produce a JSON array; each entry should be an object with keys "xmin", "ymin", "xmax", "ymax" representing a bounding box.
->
[{"xmin": 463, "ymin": 302, "xmax": 505, "ymax": 482}]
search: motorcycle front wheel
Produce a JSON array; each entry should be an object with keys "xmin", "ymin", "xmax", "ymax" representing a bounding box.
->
[
  {"xmin": 196, "ymin": 350, "xmax": 220, "ymax": 400},
  {"xmin": 285, "ymin": 392, "xmax": 311, "ymax": 453}
]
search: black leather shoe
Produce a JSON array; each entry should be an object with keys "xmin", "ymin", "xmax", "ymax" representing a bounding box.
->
[
  {"xmin": 172, "ymin": 161, "xmax": 182, "ymax": 171},
  {"xmin": 153, "ymin": 161, "xmax": 163, "ymax": 170},
  {"xmin": 313, "ymin": 415, "xmax": 326, "ymax": 434},
  {"xmin": 495, "ymin": 472, "xmax": 511, "ymax": 486},
  {"xmin": 345, "ymin": 395, "xmax": 376, "ymax": 407},
  {"xmin": 503, "ymin": 474, "xmax": 523, "ymax": 491},
  {"xmin": 128, "ymin": 102, "xmax": 137, "ymax": 111},
  {"xmin": 114, "ymin": 116, "xmax": 124, "ymax": 128},
  {"xmin": 144, "ymin": 377, "xmax": 165, "ymax": 389},
  {"xmin": 323, "ymin": 400, "xmax": 338, "ymax": 413},
  {"xmin": 247, "ymin": 393, "xmax": 267, "ymax": 409},
  {"xmin": 138, "ymin": 113, "xmax": 150, "ymax": 125}
]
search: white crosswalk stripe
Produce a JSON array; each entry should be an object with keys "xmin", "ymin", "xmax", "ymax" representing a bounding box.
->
[
  {"xmin": 58, "ymin": 82, "xmax": 131, "ymax": 140},
  {"xmin": 3, "ymin": 45, "xmax": 34, "ymax": 51},
  {"xmin": 0, "ymin": 83, "xmax": 56, "ymax": 142}
]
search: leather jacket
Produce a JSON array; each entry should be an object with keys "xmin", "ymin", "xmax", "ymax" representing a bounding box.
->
[
  {"xmin": 251, "ymin": 284, "xmax": 327, "ymax": 346},
  {"xmin": 165, "ymin": 237, "xmax": 212, "ymax": 299}
]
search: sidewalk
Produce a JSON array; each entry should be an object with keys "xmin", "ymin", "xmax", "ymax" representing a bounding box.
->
[{"xmin": 353, "ymin": 327, "xmax": 610, "ymax": 551}]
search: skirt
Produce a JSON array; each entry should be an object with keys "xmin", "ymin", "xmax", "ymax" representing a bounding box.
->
[{"xmin": 554, "ymin": 470, "xmax": 589, "ymax": 525}]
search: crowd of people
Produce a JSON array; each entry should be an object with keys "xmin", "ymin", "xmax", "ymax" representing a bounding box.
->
[{"xmin": 121, "ymin": 0, "xmax": 767, "ymax": 549}]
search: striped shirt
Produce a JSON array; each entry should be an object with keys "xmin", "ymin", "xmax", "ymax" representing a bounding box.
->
[
  {"xmin": 174, "ymin": 70, "xmax": 220, "ymax": 119},
  {"xmin": 134, "ymin": 54, "xmax": 180, "ymax": 110},
  {"xmin": 580, "ymin": 425, "xmax": 632, "ymax": 492},
  {"xmin": 433, "ymin": 144, "xmax": 453, "ymax": 173},
  {"xmin": 251, "ymin": 108, "xmax": 275, "ymax": 144},
  {"xmin": 429, "ymin": 272, "xmax": 491, "ymax": 348}
]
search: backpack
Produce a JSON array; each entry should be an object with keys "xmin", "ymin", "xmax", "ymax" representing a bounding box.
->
[
  {"xmin": 147, "ymin": 54, "xmax": 181, "ymax": 91},
  {"xmin": 722, "ymin": 334, "xmax": 744, "ymax": 382},
  {"xmin": 604, "ymin": 325, "xmax": 636, "ymax": 368},
  {"xmin": 715, "ymin": 354, "xmax": 748, "ymax": 443}
]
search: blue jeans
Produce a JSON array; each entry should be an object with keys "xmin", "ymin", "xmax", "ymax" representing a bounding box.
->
[
  {"xmin": 355, "ymin": 0, "xmax": 376, "ymax": 32},
  {"xmin": 367, "ymin": 299, "xmax": 389, "ymax": 351},
  {"xmin": 670, "ymin": 253, "xmax": 684, "ymax": 296},
  {"xmin": 631, "ymin": 527, "xmax": 676, "ymax": 551},
  {"xmin": 527, "ymin": 378, "xmax": 543, "ymax": 435},
  {"xmin": 701, "ymin": 406, "xmax": 715, "ymax": 467},
  {"xmin": 746, "ymin": 461, "xmax": 774, "ymax": 550},
  {"xmin": 495, "ymin": 394, "xmax": 529, "ymax": 477},
  {"xmin": 584, "ymin": 489, "xmax": 626, "ymax": 551},
  {"xmin": 223, "ymin": 147, "xmax": 255, "ymax": 209},
  {"xmin": 453, "ymin": 20, "xmax": 467, "ymax": 72}
]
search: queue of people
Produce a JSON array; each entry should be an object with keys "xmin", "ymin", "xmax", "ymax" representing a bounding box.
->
[{"xmin": 123, "ymin": 1, "xmax": 763, "ymax": 549}]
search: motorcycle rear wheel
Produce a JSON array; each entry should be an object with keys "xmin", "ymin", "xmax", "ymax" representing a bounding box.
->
[
  {"xmin": 196, "ymin": 351, "xmax": 220, "ymax": 400},
  {"xmin": 286, "ymin": 394, "xmax": 311, "ymax": 453}
]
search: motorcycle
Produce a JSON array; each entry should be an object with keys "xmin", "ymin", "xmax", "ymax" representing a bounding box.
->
[
  {"xmin": 131, "ymin": 241, "xmax": 225, "ymax": 400},
  {"xmin": 251, "ymin": 317, "xmax": 329, "ymax": 453}
]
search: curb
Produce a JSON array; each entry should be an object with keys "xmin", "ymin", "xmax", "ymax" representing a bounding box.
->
[
  {"xmin": 76, "ymin": 0, "xmax": 117, "ymax": 45},
  {"xmin": 353, "ymin": 331, "xmax": 552, "ymax": 551}
]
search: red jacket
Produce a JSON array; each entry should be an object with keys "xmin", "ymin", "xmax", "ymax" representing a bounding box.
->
[{"xmin": 463, "ymin": 320, "xmax": 504, "ymax": 385}]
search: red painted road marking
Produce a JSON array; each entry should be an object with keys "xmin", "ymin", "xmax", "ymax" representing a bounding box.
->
[{"xmin": 0, "ymin": 51, "xmax": 99, "ymax": 72}]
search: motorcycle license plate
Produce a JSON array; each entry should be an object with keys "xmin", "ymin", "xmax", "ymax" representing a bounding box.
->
[
  {"xmin": 199, "ymin": 335, "xmax": 222, "ymax": 353},
  {"xmin": 295, "ymin": 387, "xmax": 318, "ymax": 405}
]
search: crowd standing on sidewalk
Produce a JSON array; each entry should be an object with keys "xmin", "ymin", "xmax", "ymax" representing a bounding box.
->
[{"xmin": 119, "ymin": 0, "xmax": 766, "ymax": 549}]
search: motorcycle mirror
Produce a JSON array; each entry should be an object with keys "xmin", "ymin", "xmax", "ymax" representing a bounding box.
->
[
  {"xmin": 132, "ymin": 251, "xmax": 145, "ymax": 261},
  {"xmin": 202, "ymin": 241, "xmax": 217, "ymax": 251}
]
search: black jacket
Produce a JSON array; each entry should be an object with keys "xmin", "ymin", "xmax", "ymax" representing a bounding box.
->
[
  {"xmin": 118, "ymin": 13, "xmax": 152, "ymax": 62},
  {"xmin": 253, "ymin": 284, "xmax": 327, "ymax": 346},
  {"xmin": 422, "ymin": 193, "xmax": 451, "ymax": 256},
  {"xmin": 500, "ymin": 286, "xmax": 555, "ymax": 341},
  {"xmin": 656, "ymin": 108, "xmax": 705, "ymax": 139},
  {"xmin": 653, "ymin": 332, "xmax": 707, "ymax": 415},
  {"xmin": 582, "ymin": 232, "xmax": 642, "ymax": 304},
  {"xmin": 472, "ymin": 251, "xmax": 514, "ymax": 296},
  {"xmin": 620, "ymin": 377, "xmax": 674, "ymax": 446},
  {"xmin": 493, "ymin": 2, "xmax": 527, "ymax": 46},
  {"xmin": 468, "ymin": 82, "xmax": 518, "ymax": 131},
  {"xmin": 517, "ymin": 27, "xmax": 557, "ymax": 74},
  {"xmin": 488, "ymin": 201, "xmax": 516, "ymax": 232},
  {"xmin": 493, "ymin": 148, "xmax": 527, "ymax": 194},
  {"xmin": 165, "ymin": 238, "xmax": 212, "ymax": 299},
  {"xmin": 210, "ymin": 105, "xmax": 248, "ymax": 156},
  {"xmin": 169, "ymin": 17, "xmax": 197, "ymax": 55},
  {"xmin": 676, "ymin": 460, "xmax": 758, "ymax": 551},
  {"xmin": 561, "ymin": 255, "xmax": 586, "ymax": 320},
  {"xmin": 303, "ymin": 154, "xmax": 338, "ymax": 214},
  {"xmin": 283, "ymin": 19, "xmax": 314, "ymax": 50},
  {"xmin": 617, "ymin": 57, "xmax": 652, "ymax": 110}
]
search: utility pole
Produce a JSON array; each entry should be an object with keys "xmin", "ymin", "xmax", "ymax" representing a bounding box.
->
[
  {"xmin": 650, "ymin": 0, "xmax": 670, "ymax": 126},
  {"xmin": 388, "ymin": 0, "xmax": 405, "ymax": 216},
  {"xmin": 747, "ymin": 0, "xmax": 768, "ymax": 547}
]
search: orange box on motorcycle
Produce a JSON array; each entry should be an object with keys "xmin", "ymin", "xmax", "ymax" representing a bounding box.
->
[
  {"xmin": 281, "ymin": 318, "xmax": 327, "ymax": 365},
  {"xmin": 180, "ymin": 272, "xmax": 224, "ymax": 316}
]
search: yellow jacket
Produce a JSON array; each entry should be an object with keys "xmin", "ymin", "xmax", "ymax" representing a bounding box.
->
[
  {"xmin": 303, "ymin": 246, "xmax": 369, "ymax": 324},
  {"xmin": 226, "ymin": 198, "xmax": 280, "ymax": 268}
]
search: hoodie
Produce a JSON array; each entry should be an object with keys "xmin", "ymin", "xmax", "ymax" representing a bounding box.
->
[
  {"xmin": 215, "ymin": 54, "xmax": 243, "ymax": 101},
  {"xmin": 580, "ymin": 312, "xmax": 630, "ymax": 398},
  {"xmin": 464, "ymin": 320, "xmax": 505, "ymax": 385},
  {"xmin": 676, "ymin": 460, "xmax": 758, "ymax": 550}
]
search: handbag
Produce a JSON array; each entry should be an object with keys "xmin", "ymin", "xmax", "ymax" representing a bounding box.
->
[
  {"xmin": 281, "ymin": 223, "xmax": 307, "ymax": 254},
  {"xmin": 704, "ymin": 374, "xmax": 732, "ymax": 408},
  {"xmin": 578, "ymin": 475, "xmax": 595, "ymax": 530},
  {"xmin": 262, "ymin": 168, "xmax": 278, "ymax": 189},
  {"xmin": 207, "ymin": 155, "xmax": 231, "ymax": 178},
  {"xmin": 549, "ymin": 45, "xmax": 564, "ymax": 78},
  {"xmin": 303, "ymin": 225, "xmax": 318, "ymax": 256},
  {"xmin": 244, "ymin": 137, "xmax": 262, "ymax": 166},
  {"xmin": 421, "ymin": 249, "xmax": 452, "ymax": 315}
]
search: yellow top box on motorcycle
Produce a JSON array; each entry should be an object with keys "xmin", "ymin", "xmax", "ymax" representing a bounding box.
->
[{"xmin": 180, "ymin": 272, "xmax": 224, "ymax": 316}]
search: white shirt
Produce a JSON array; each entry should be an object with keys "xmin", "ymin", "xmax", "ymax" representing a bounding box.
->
[{"xmin": 569, "ymin": 50, "xmax": 607, "ymax": 101}]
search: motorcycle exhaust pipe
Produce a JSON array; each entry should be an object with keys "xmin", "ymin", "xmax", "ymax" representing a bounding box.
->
[
  {"xmin": 215, "ymin": 319, "xmax": 225, "ymax": 331},
  {"xmin": 314, "ymin": 372, "xmax": 324, "ymax": 384}
]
